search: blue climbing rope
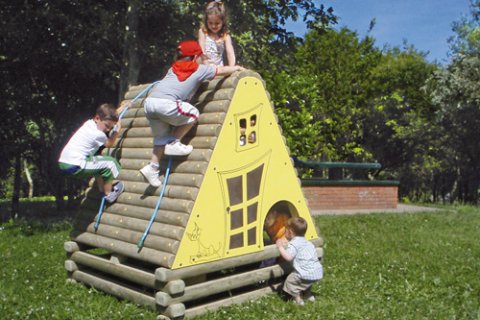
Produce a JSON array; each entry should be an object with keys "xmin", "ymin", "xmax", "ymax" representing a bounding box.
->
[
  {"xmin": 137, "ymin": 156, "xmax": 173, "ymax": 250},
  {"xmin": 94, "ymin": 81, "xmax": 160, "ymax": 232}
]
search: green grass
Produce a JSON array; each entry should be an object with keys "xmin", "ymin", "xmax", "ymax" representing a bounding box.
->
[{"xmin": 1, "ymin": 207, "xmax": 479, "ymax": 319}]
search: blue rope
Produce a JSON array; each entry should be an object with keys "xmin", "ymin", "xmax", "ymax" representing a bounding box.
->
[
  {"xmin": 137, "ymin": 157, "xmax": 173, "ymax": 250},
  {"xmin": 95, "ymin": 81, "xmax": 160, "ymax": 232},
  {"xmin": 94, "ymin": 196, "xmax": 106, "ymax": 231}
]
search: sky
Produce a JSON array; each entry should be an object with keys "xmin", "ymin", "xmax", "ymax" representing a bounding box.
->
[{"xmin": 287, "ymin": 0, "xmax": 472, "ymax": 63}]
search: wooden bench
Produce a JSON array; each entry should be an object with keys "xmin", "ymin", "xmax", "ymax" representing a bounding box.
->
[{"xmin": 292, "ymin": 157, "xmax": 399, "ymax": 211}]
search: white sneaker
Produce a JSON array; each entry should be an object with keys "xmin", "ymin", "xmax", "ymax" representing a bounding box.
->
[
  {"xmin": 104, "ymin": 181, "xmax": 125, "ymax": 203},
  {"xmin": 164, "ymin": 140, "xmax": 193, "ymax": 156},
  {"xmin": 140, "ymin": 165, "xmax": 162, "ymax": 187}
]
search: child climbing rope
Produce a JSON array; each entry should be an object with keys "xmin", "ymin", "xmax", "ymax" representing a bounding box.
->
[
  {"xmin": 58, "ymin": 103, "xmax": 126, "ymax": 203},
  {"xmin": 140, "ymin": 40, "xmax": 244, "ymax": 187},
  {"xmin": 197, "ymin": 0, "xmax": 236, "ymax": 66}
]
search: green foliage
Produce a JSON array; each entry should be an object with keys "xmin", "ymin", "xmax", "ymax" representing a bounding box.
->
[
  {"xmin": 1, "ymin": 0, "xmax": 335, "ymax": 208},
  {"xmin": 424, "ymin": 1, "xmax": 480, "ymax": 203},
  {"xmin": 449, "ymin": 0, "xmax": 480, "ymax": 56},
  {"xmin": 262, "ymin": 25, "xmax": 448, "ymax": 201},
  {"xmin": 267, "ymin": 28, "xmax": 383, "ymax": 161}
]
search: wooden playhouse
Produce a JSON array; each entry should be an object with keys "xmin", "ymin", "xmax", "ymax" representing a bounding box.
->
[{"xmin": 64, "ymin": 70, "xmax": 323, "ymax": 319}]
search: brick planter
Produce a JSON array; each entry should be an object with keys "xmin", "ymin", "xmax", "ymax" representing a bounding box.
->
[{"xmin": 301, "ymin": 180, "xmax": 399, "ymax": 210}]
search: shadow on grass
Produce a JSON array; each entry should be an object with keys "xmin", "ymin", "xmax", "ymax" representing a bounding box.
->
[{"xmin": 0, "ymin": 200, "xmax": 76, "ymax": 235}]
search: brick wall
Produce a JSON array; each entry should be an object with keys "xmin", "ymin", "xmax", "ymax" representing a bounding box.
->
[{"xmin": 302, "ymin": 185, "xmax": 398, "ymax": 210}]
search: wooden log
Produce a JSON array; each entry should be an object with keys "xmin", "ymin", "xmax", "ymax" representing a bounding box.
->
[
  {"xmin": 197, "ymin": 100, "xmax": 231, "ymax": 113},
  {"xmin": 81, "ymin": 201, "xmax": 190, "ymax": 227},
  {"xmin": 86, "ymin": 203, "xmax": 190, "ymax": 230},
  {"xmin": 124, "ymin": 88, "xmax": 155, "ymax": 101},
  {"xmin": 86, "ymin": 212, "xmax": 185, "ymax": 241},
  {"xmin": 155, "ymin": 291, "xmax": 171, "ymax": 307},
  {"xmin": 73, "ymin": 232, "xmax": 175, "ymax": 267},
  {"xmin": 155, "ymin": 239, "xmax": 323, "ymax": 281},
  {"xmin": 83, "ymin": 189, "xmax": 195, "ymax": 213},
  {"xmin": 118, "ymin": 137, "xmax": 154, "ymax": 148},
  {"xmin": 122, "ymin": 107, "xmax": 146, "ymax": 119},
  {"xmin": 113, "ymin": 192, "xmax": 195, "ymax": 213},
  {"xmin": 236, "ymin": 69, "xmax": 263, "ymax": 81},
  {"xmin": 119, "ymin": 158, "xmax": 150, "ymax": 170},
  {"xmin": 70, "ymin": 251, "xmax": 161, "ymax": 289},
  {"xmin": 184, "ymin": 281, "xmax": 282, "ymax": 319},
  {"xmin": 121, "ymin": 124, "xmax": 220, "ymax": 139},
  {"xmin": 195, "ymin": 88, "xmax": 235, "ymax": 103},
  {"xmin": 189, "ymin": 136, "xmax": 217, "ymax": 149},
  {"xmin": 121, "ymin": 117, "xmax": 150, "ymax": 128},
  {"xmin": 120, "ymin": 159, "xmax": 208, "ymax": 175},
  {"xmin": 71, "ymin": 270, "xmax": 156, "ymax": 309},
  {"xmin": 197, "ymin": 75, "xmax": 240, "ymax": 92},
  {"xmin": 187, "ymin": 124, "xmax": 222, "ymax": 137},
  {"xmin": 116, "ymin": 147, "xmax": 152, "ymax": 159},
  {"xmin": 100, "ymin": 181, "xmax": 199, "ymax": 201},
  {"xmin": 119, "ymin": 99, "xmax": 143, "ymax": 109},
  {"xmin": 119, "ymin": 137, "xmax": 217, "ymax": 149},
  {"xmin": 118, "ymin": 148, "xmax": 212, "ymax": 162},
  {"xmin": 117, "ymin": 169, "xmax": 148, "ymax": 182},
  {"xmin": 64, "ymin": 241, "xmax": 80, "ymax": 253},
  {"xmin": 120, "ymin": 127, "xmax": 152, "ymax": 138},
  {"xmin": 164, "ymin": 279, "xmax": 186, "ymax": 295},
  {"xmin": 164, "ymin": 303, "xmax": 186, "ymax": 319},
  {"xmin": 110, "ymin": 254, "xmax": 128, "ymax": 264},
  {"xmin": 64, "ymin": 259, "xmax": 78, "ymax": 272},
  {"xmin": 166, "ymin": 173, "xmax": 205, "ymax": 188},
  {"xmin": 198, "ymin": 112, "xmax": 226, "ymax": 125},
  {"xmin": 170, "ymin": 262, "xmax": 288, "ymax": 304},
  {"xmin": 85, "ymin": 223, "xmax": 180, "ymax": 254}
]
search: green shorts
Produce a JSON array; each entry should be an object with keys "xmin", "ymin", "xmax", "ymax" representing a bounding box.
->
[{"xmin": 59, "ymin": 155, "xmax": 121, "ymax": 182}]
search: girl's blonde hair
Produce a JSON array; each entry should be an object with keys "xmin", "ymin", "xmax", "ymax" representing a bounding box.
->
[{"xmin": 201, "ymin": 1, "xmax": 229, "ymax": 38}]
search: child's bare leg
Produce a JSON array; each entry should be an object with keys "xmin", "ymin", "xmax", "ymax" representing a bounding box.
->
[
  {"xmin": 172, "ymin": 122, "xmax": 196, "ymax": 141},
  {"xmin": 164, "ymin": 123, "xmax": 196, "ymax": 156},
  {"xmin": 151, "ymin": 145, "xmax": 166, "ymax": 164},
  {"xmin": 95, "ymin": 177, "xmax": 105, "ymax": 193},
  {"xmin": 103, "ymin": 181, "xmax": 113, "ymax": 196}
]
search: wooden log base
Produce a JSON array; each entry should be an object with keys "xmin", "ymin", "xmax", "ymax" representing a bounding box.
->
[{"xmin": 65, "ymin": 239, "xmax": 322, "ymax": 319}]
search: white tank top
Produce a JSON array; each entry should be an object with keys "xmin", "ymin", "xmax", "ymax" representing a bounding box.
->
[{"xmin": 204, "ymin": 34, "xmax": 225, "ymax": 66}]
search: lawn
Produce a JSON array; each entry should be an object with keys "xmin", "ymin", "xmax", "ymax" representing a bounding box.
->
[{"xmin": 0, "ymin": 206, "xmax": 479, "ymax": 319}]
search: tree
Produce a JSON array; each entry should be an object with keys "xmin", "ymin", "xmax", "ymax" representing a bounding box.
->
[
  {"xmin": 426, "ymin": 1, "xmax": 480, "ymax": 203},
  {"xmin": 1, "ymin": 1, "xmax": 336, "ymax": 215},
  {"xmin": 268, "ymin": 28, "xmax": 382, "ymax": 161}
]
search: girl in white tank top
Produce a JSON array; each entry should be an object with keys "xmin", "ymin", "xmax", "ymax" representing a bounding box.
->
[{"xmin": 197, "ymin": 1, "xmax": 236, "ymax": 66}]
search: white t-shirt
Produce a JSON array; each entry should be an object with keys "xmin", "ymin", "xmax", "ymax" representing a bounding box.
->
[{"xmin": 58, "ymin": 119, "xmax": 107, "ymax": 166}]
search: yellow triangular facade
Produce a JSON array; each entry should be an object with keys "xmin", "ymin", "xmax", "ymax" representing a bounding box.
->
[{"xmin": 172, "ymin": 76, "xmax": 318, "ymax": 269}]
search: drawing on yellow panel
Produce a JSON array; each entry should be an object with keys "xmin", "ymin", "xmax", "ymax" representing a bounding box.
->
[
  {"xmin": 172, "ymin": 76, "xmax": 318, "ymax": 269},
  {"xmin": 187, "ymin": 222, "xmax": 222, "ymax": 264}
]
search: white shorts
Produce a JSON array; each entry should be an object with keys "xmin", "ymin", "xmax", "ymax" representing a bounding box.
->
[{"xmin": 144, "ymin": 97, "xmax": 199, "ymax": 145}]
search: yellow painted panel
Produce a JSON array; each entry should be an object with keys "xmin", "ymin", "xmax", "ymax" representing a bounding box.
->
[{"xmin": 172, "ymin": 76, "xmax": 318, "ymax": 269}]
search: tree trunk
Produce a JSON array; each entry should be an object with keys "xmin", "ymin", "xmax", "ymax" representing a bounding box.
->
[
  {"xmin": 119, "ymin": 0, "xmax": 141, "ymax": 102},
  {"xmin": 11, "ymin": 153, "xmax": 21, "ymax": 219},
  {"xmin": 23, "ymin": 159, "xmax": 33, "ymax": 198}
]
